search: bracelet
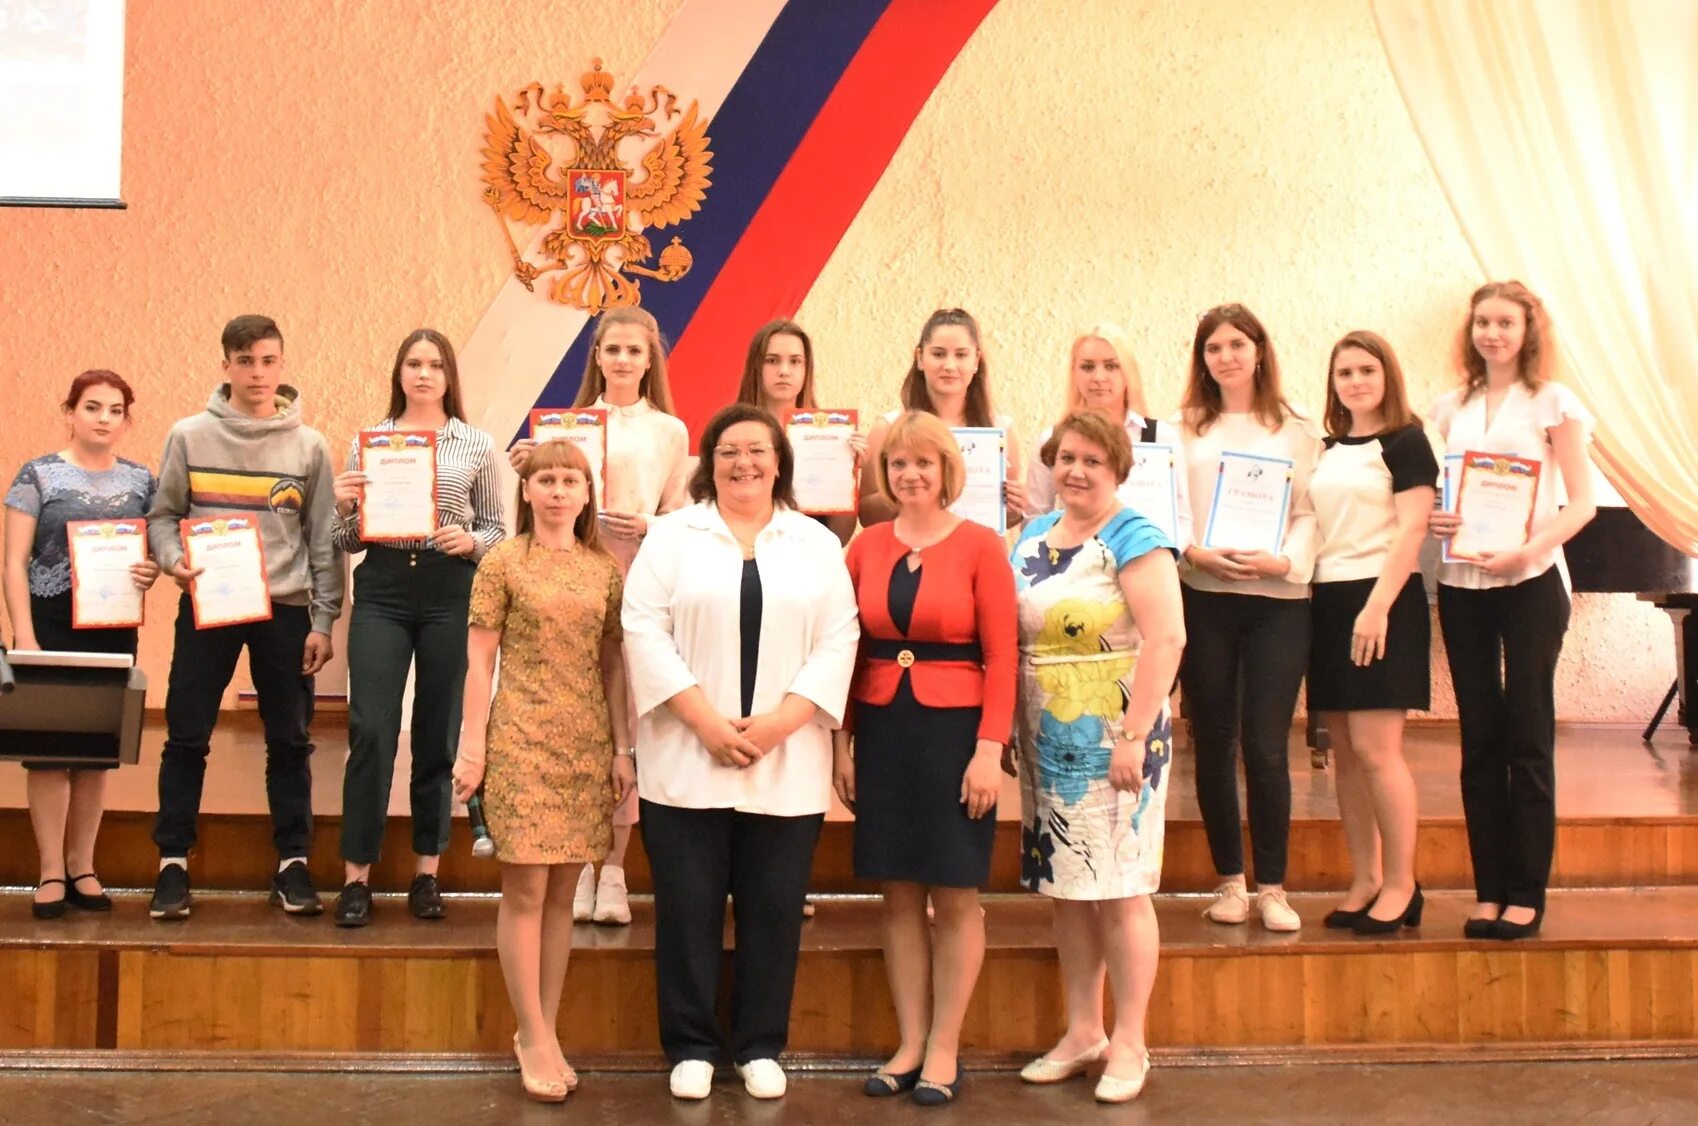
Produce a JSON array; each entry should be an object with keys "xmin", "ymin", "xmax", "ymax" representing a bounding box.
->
[{"xmin": 613, "ymin": 747, "xmax": 636, "ymax": 758}]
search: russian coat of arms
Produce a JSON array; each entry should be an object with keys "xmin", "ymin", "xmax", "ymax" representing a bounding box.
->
[{"xmin": 481, "ymin": 59, "xmax": 713, "ymax": 312}]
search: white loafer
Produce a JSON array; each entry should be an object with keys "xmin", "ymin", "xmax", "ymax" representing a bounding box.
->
[
  {"xmin": 735, "ymin": 1058, "xmax": 787, "ymax": 1099},
  {"xmin": 669, "ymin": 1059, "xmax": 714, "ymax": 1100}
]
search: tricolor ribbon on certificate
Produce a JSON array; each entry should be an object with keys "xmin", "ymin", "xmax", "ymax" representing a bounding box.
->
[
  {"xmin": 358, "ymin": 430, "xmax": 439, "ymax": 542},
  {"xmin": 1448, "ymin": 450, "xmax": 1540, "ymax": 563},
  {"xmin": 181, "ymin": 516, "xmax": 272, "ymax": 629},
  {"xmin": 529, "ymin": 408, "xmax": 609, "ymax": 496},
  {"xmin": 66, "ymin": 518, "xmax": 148, "ymax": 629},
  {"xmin": 785, "ymin": 408, "xmax": 858, "ymax": 516}
]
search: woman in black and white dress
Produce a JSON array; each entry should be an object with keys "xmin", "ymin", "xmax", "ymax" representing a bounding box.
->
[{"xmin": 1307, "ymin": 332, "xmax": 1437, "ymax": 936}]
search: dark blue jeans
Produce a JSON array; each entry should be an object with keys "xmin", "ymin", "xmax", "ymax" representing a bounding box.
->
[
  {"xmin": 154, "ymin": 595, "xmax": 315, "ymax": 858},
  {"xmin": 339, "ymin": 547, "xmax": 474, "ymax": 864}
]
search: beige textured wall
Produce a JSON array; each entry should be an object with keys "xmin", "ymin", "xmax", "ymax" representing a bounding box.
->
[{"xmin": 0, "ymin": 0, "xmax": 1674, "ymax": 719}]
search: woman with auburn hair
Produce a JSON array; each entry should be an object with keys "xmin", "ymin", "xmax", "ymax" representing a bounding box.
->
[
  {"xmin": 1428, "ymin": 281, "xmax": 1594, "ymax": 941},
  {"xmin": 623, "ymin": 403, "xmax": 859, "ymax": 1102},
  {"xmin": 1011, "ymin": 409, "xmax": 1184, "ymax": 1104},
  {"xmin": 330, "ymin": 328, "xmax": 505, "ymax": 927},
  {"xmin": 1177, "ymin": 304, "xmax": 1322, "ymax": 933},
  {"xmin": 4, "ymin": 370, "xmax": 159, "ymax": 919},
  {"xmin": 832, "ymin": 411, "xmax": 1017, "ymax": 1106},
  {"xmin": 735, "ymin": 318, "xmax": 865, "ymax": 545},
  {"xmin": 1308, "ymin": 331, "xmax": 1437, "ymax": 936},
  {"xmin": 859, "ymin": 308, "xmax": 1028, "ymax": 530},
  {"xmin": 509, "ymin": 306, "xmax": 690, "ymax": 927},
  {"xmin": 1024, "ymin": 323, "xmax": 1193, "ymax": 551},
  {"xmin": 452, "ymin": 438, "xmax": 632, "ymax": 1101}
]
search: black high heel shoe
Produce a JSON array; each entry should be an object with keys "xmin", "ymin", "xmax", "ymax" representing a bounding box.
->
[
  {"xmin": 1491, "ymin": 907, "xmax": 1543, "ymax": 941},
  {"xmin": 863, "ymin": 1065, "xmax": 922, "ymax": 1097},
  {"xmin": 1352, "ymin": 884, "xmax": 1423, "ymax": 935},
  {"xmin": 1323, "ymin": 891, "xmax": 1380, "ymax": 929}
]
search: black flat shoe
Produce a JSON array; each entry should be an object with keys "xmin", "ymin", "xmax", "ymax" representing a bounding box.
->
[
  {"xmin": 912, "ymin": 1073, "xmax": 962, "ymax": 1107},
  {"xmin": 408, "ymin": 874, "xmax": 446, "ymax": 920},
  {"xmin": 1463, "ymin": 916, "xmax": 1499, "ymax": 939},
  {"xmin": 66, "ymin": 873, "xmax": 112, "ymax": 912},
  {"xmin": 1322, "ymin": 891, "xmax": 1380, "ymax": 929},
  {"xmin": 334, "ymin": 881, "xmax": 373, "ymax": 928},
  {"xmin": 1352, "ymin": 885, "xmax": 1423, "ymax": 935},
  {"xmin": 32, "ymin": 878, "xmax": 67, "ymax": 920},
  {"xmin": 1491, "ymin": 908, "xmax": 1543, "ymax": 941},
  {"xmin": 863, "ymin": 1065, "xmax": 922, "ymax": 1097}
]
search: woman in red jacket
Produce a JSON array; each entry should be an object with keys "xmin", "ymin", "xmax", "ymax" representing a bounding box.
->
[{"xmin": 833, "ymin": 411, "xmax": 1018, "ymax": 1106}]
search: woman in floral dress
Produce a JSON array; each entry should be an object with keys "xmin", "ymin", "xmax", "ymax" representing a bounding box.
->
[{"xmin": 1010, "ymin": 411, "xmax": 1185, "ymax": 1104}]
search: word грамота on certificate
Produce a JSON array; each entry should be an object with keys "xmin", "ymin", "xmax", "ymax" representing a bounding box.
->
[
  {"xmin": 67, "ymin": 519, "xmax": 148, "ymax": 629},
  {"xmin": 1202, "ymin": 451, "xmax": 1293, "ymax": 554},
  {"xmin": 530, "ymin": 408, "xmax": 608, "ymax": 495},
  {"xmin": 1122, "ymin": 443, "xmax": 1180, "ymax": 548},
  {"xmin": 181, "ymin": 517, "xmax": 272, "ymax": 629},
  {"xmin": 359, "ymin": 430, "xmax": 438, "ymax": 542},
  {"xmin": 1449, "ymin": 451, "xmax": 1540, "ymax": 562},
  {"xmin": 949, "ymin": 427, "xmax": 1007, "ymax": 534},
  {"xmin": 786, "ymin": 408, "xmax": 858, "ymax": 516}
]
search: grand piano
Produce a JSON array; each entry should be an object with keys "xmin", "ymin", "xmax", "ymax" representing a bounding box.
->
[{"xmin": 1565, "ymin": 505, "xmax": 1698, "ymax": 744}]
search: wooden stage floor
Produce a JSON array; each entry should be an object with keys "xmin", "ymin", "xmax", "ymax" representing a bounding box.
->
[{"xmin": 5, "ymin": 718, "xmax": 1697, "ymax": 821}]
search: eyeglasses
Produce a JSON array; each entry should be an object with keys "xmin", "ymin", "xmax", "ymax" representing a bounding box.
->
[{"xmin": 713, "ymin": 445, "xmax": 775, "ymax": 461}]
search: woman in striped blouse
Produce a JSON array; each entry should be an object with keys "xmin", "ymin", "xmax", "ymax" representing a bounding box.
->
[{"xmin": 330, "ymin": 328, "xmax": 506, "ymax": 926}]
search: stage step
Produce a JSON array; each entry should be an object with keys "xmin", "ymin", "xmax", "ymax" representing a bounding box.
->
[
  {"xmin": 3, "ymin": 810, "xmax": 1694, "ymax": 897},
  {"xmin": 6, "ymin": 889, "xmax": 1697, "ymax": 1062}
]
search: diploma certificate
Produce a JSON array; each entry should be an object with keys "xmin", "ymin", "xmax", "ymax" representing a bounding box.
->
[
  {"xmin": 1120, "ymin": 443, "xmax": 1180, "ymax": 547},
  {"xmin": 181, "ymin": 517, "xmax": 272, "ymax": 629},
  {"xmin": 358, "ymin": 430, "xmax": 438, "ymax": 542},
  {"xmin": 1439, "ymin": 453, "xmax": 1465, "ymax": 564},
  {"xmin": 529, "ymin": 408, "xmax": 609, "ymax": 495},
  {"xmin": 786, "ymin": 408, "xmax": 858, "ymax": 516},
  {"xmin": 1449, "ymin": 451, "xmax": 1541, "ymax": 562},
  {"xmin": 1202, "ymin": 451, "xmax": 1294, "ymax": 554},
  {"xmin": 949, "ymin": 427, "xmax": 1008, "ymax": 534},
  {"xmin": 66, "ymin": 519, "xmax": 147, "ymax": 629}
]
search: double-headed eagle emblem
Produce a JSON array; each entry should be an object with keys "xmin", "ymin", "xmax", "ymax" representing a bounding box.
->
[{"xmin": 481, "ymin": 59, "xmax": 713, "ymax": 312}]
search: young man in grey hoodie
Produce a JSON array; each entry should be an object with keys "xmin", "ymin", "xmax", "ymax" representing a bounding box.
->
[{"xmin": 145, "ymin": 315, "xmax": 344, "ymax": 920}]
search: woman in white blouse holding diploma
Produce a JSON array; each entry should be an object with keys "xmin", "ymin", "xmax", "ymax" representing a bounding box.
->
[
  {"xmin": 1428, "ymin": 281, "xmax": 1594, "ymax": 942},
  {"xmin": 509, "ymin": 306, "xmax": 690, "ymax": 926},
  {"xmin": 1023, "ymin": 323, "xmax": 1192, "ymax": 551},
  {"xmin": 622, "ymin": 403, "xmax": 859, "ymax": 1103},
  {"xmin": 1177, "ymin": 304, "xmax": 1321, "ymax": 933}
]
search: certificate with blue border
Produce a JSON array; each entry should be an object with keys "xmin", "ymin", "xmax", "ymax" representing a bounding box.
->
[
  {"xmin": 1439, "ymin": 453, "xmax": 1465, "ymax": 564},
  {"xmin": 1202, "ymin": 451, "xmax": 1293, "ymax": 554},
  {"xmin": 1122, "ymin": 442, "xmax": 1180, "ymax": 548},
  {"xmin": 949, "ymin": 426, "xmax": 1007, "ymax": 534}
]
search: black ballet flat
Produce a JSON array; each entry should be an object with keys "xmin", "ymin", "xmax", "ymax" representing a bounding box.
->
[
  {"xmin": 1490, "ymin": 908, "xmax": 1543, "ymax": 941},
  {"xmin": 66, "ymin": 873, "xmax": 112, "ymax": 912},
  {"xmin": 32, "ymin": 878, "xmax": 68, "ymax": 920},
  {"xmin": 1463, "ymin": 916, "xmax": 1499, "ymax": 939},
  {"xmin": 864, "ymin": 1065, "xmax": 922, "ymax": 1097},
  {"xmin": 1322, "ymin": 891, "xmax": 1379, "ymax": 929},
  {"xmin": 1352, "ymin": 885, "xmax": 1423, "ymax": 936},
  {"xmin": 912, "ymin": 1073, "xmax": 962, "ymax": 1107}
]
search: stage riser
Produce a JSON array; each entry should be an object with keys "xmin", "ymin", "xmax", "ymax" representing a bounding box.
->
[
  {"xmin": 3, "ymin": 812, "xmax": 1694, "ymax": 895},
  {"xmin": 10, "ymin": 946, "xmax": 1697, "ymax": 1056}
]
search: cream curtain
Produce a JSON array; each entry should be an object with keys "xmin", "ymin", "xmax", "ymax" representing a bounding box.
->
[{"xmin": 1373, "ymin": 0, "xmax": 1698, "ymax": 553}]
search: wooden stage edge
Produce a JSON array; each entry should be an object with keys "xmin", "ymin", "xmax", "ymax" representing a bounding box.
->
[{"xmin": 4, "ymin": 1040, "xmax": 1698, "ymax": 1074}]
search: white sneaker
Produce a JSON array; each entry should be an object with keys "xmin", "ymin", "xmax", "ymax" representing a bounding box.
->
[
  {"xmin": 669, "ymin": 1059, "xmax": 714, "ymax": 1100},
  {"xmin": 735, "ymin": 1058, "xmax": 787, "ymax": 1099},
  {"xmin": 572, "ymin": 865, "xmax": 595, "ymax": 923},
  {"xmin": 592, "ymin": 864, "xmax": 631, "ymax": 925},
  {"xmin": 1203, "ymin": 879, "xmax": 1250, "ymax": 924},
  {"xmin": 1257, "ymin": 887, "xmax": 1302, "ymax": 932}
]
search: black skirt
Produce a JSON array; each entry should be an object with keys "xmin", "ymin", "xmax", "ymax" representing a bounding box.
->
[
  {"xmin": 851, "ymin": 675, "xmax": 995, "ymax": 888},
  {"xmin": 1306, "ymin": 575, "xmax": 1431, "ymax": 713}
]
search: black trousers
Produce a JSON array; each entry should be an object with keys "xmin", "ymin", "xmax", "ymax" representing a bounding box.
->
[
  {"xmin": 340, "ymin": 548, "xmax": 474, "ymax": 864},
  {"xmin": 154, "ymin": 596, "xmax": 315, "ymax": 858},
  {"xmin": 1438, "ymin": 568, "xmax": 1570, "ymax": 911},
  {"xmin": 640, "ymin": 799, "xmax": 823, "ymax": 1065},
  {"xmin": 1180, "ymin": 587, "xmax": 1310, "ymax": 886}
]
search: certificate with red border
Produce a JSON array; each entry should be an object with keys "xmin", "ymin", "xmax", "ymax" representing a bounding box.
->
[
  {"xmin": 529, "ymin": 408, "xmax": 609, "ymax": 497},
  {"xmin": 785, "ymin": 408, "xmax": 858, "ymax": 516},
  {"xmin": 358, "ymin": 430, "xmax": 438, "ymax": 542},
  {"xmin": 67, "ymin": 518, "xmax": 148, "ymax": 629},
  {"xmin": 181, "ymin": 516, "xmax": 272, "ymax": 629},
  {"xmin": 1450, "ymin": 450, "xmax": 1541, "ymax": 562}
]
